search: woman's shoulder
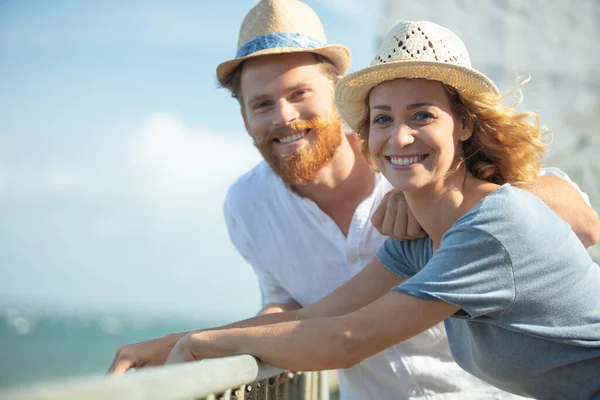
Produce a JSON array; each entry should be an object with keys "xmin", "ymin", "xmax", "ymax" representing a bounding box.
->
[
  {"xmin": 481, "ymin": 183, "xmax": 533, "ymax": 207},
  {"xmin": 455, "ymin": 184, "xmax": 561, "ymax": 238},
  {"xmin": 483, "ymin": 184, "xmax": 550, "ymax": 215}
]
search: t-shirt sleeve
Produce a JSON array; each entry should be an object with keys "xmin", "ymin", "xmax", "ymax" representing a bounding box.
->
[
  {"xmin": 223, "ymin": 192, "xmax": 295, "ymax": 307},
  {"xmin": 393, "ymin": 226, "xmax": 516, "ymax": 319},
  {"xmin": 376, "ymin": 236, "xmax": 430, "ymax": 277}
]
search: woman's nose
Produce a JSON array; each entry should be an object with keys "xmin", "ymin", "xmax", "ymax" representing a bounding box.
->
[{"xmin": 389, "ymin": 123, "xmax": 415, "ymax": 147}]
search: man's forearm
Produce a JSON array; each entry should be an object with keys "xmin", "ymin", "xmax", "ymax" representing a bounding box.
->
[
  {"xmin": 530, "ymin": 176, "xmax": 600, "ymax": 247},
  {"xmin": 258, "ymin": 301, "xmax": 302, "ymax": 315},
  {"xmin": 205, "ymin": 303, "xmax": 305, "ymax": 333}
]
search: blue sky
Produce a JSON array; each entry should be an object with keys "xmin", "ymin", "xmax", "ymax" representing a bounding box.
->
[
  {"xmin": 0, "ymin": 0, "xmax": 382, "ymax": 322},
  {"xmin": 2, "ymin": 1, "xmax": 598, "ymax": 324}
]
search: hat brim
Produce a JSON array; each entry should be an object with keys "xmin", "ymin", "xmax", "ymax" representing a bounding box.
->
[
  {"xmin": 334, "ymin": 60, "xmax": 500, "ymax": 131},
  {"xmin": 216, "ymin": 44, "xmax": 351, "ymax": 85}
]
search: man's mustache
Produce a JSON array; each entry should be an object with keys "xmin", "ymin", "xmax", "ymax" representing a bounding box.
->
[{"xmin": 256, "ymin": 119, "xmax": 318, "ymax": 145}]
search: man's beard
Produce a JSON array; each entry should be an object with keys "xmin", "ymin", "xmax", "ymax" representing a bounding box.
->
[{"xmin": 254, "ymin": 114, "xmax": 343, "ymax": 185}]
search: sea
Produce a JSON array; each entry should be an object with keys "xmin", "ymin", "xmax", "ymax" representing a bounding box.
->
[{"xmin": 0, "ymin": 306, "xmax": 229, "ymax": 392}]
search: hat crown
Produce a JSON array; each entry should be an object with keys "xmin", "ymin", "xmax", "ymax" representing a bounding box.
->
[
  {"xmin": 238, "ymin": 0, "xmax": 327, "ymax": 50},
  {"xmin": 216, "ymin": 0, "xmax": 351, "ymax": 84},
  {"xmin": 372, "ymin": 21, "xmax": 472, "ymax": 68}
]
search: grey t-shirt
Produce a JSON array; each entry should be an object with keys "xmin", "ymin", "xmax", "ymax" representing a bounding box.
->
[{"xmin": 377, "ymin": 184, "xmax": 600, "ymax": 399}]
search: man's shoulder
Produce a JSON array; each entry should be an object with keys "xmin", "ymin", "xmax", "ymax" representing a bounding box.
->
[{"xmin": 225, "ymin": 161, "xmax": 281, "ymax": 210}]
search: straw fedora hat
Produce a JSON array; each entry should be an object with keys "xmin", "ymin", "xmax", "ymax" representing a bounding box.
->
[
  {"xmin": 335, "ymin": 21, "xmax": 500, "ymax": 131},
  {"xmin": 216, "ymin": 0, "xmax": 351, "ymax": 84}
]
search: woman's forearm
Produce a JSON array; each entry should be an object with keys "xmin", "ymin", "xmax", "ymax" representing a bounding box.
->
[
  {"xmin": 170, "ymin": 292, "xmax": 458, "ymax": 372},
  {"xmin": 186, "ymin": 317, "xmax": 355, "ymax": 371}
]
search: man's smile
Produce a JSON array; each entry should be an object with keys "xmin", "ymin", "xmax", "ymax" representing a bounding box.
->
[{"xmin": 274, "ymin": 128, "xmax": 312, "ymax": 145}]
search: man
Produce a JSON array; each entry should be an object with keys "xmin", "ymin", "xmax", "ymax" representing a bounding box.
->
[{"xmin": 109, "ymin": 1, "xmax": 599, "ymax": 398}]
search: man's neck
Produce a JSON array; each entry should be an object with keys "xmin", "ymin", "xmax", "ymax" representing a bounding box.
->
[
  {"xmin": 292, "ymin": 135, "xmax": 374, "ymax": 205},
  {"xmin": 291, "ymin": 135, "xmax": 375, "ymax": 236}
]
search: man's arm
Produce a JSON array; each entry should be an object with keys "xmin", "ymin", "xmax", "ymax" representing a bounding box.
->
[
  {"xmin": 259, "ymin": 301, "xmax": 302, "ymax": 315},
  {"xmin": 108, "ymin": 258, "xmax": 403, "ymax": 375},
  {"xmin": 107, "ymin": 331, "xmax": 188, "ymax": 374},
  {"xmin": 107, "ymin": 304, "xmax": 301, "ymax": 375},
  {"xmin": 532, "ymin": 175, "xmax": 599, "ymax": 248},
  {"xmin": 373, "ymin": 174, "xmax": 599, "ymax": 248}
]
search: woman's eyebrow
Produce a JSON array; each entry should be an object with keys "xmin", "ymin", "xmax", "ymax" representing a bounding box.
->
[
  {"xmin": 406, "ymin": 102, "xmax": 435, "ymax": 110},
  {"xmin": 370, "ymin": 102, "xmax": 436, "ymax": 112},
  {"xmin": 370, "ymin": 105, "xmax": 391, "ymax": 111}
]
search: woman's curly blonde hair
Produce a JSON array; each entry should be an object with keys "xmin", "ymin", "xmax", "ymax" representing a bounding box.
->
[{"xmin": 356, "ymin": 79, "xmax": 547, "ymax": 188}]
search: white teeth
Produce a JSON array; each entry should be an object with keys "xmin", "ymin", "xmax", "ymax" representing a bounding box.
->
[
  {"xmin": 389, "ymin": 155, "xmax": 425, "ymax": 166},
  {"xmin": 279, "ymin": 133, "xmax": 305, "ymax": 144}
]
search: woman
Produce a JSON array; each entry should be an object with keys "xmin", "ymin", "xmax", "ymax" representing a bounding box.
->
[{"xmin": 167, "ymin": 21, "xmax": 600, "ymax": 399}]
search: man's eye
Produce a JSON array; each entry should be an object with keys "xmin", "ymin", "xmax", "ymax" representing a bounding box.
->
[
  {"xmin": 292, "ymin": 90, "xmax": 307, "ymax": 99},
  {"xmin": 254, "ymin": 101, "xmax": 270, "ymax": 110}
]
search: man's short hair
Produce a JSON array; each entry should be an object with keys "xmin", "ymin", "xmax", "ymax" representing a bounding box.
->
[{"xmin": 219, "ymin": 53, "xmax": 341, "ymax": 105}]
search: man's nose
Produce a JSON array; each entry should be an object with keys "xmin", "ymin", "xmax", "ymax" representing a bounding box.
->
[{"xmin": 275, "ymin": 99, "xmax": 299, "ymax": 125}]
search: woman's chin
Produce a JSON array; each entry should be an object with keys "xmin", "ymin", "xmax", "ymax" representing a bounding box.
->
[{"xmin": 385, "ymin": 178, "xmax": 423, "ymax": 192}]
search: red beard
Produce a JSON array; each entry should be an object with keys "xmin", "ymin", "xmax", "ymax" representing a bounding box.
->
[{"xmin": 254, "ymin": 115, "xmax": 343, "ymax": 185}]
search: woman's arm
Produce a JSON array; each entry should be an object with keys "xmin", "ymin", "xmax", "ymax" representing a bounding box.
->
[
  {"xmin": 167, "ymin": 291, "xmax": 458, "ymax": 371},
  {"xmin": 108, "ymin": 257, "xmax": 403, "ymax": 374}
]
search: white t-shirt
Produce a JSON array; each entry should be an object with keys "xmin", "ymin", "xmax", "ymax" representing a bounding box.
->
[{"xmin": 223, "ymin": 161, "xmax": 586, "ymax": 400}]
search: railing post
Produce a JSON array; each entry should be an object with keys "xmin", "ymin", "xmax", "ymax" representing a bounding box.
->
[
  {"xmin": 231, "ymin": 385, "xmax": 245, "ymax": 400},
  {"xmin": 284, "ymin": 372, "xmax": 297, "ymax": 399},
  {"xmin": 245, "ymin": 383, "xmax": 256, "ymax": 400},
  {"xmin": 318, "ymin": 371, "xmax": 329, "ymax": 400},
  {"xmin": 299, "ymin": 372, "xmax": 309, "ymax": 400}
]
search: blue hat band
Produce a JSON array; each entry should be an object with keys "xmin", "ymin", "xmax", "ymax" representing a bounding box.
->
[{"xmin": 236, "ymin": 32, "xmax": 325, "ymax": 58}]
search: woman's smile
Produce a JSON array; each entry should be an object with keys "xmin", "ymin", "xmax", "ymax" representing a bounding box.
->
[{"xmin": 384, "ymin": 154, "xmax": 429, "ymax": 169}]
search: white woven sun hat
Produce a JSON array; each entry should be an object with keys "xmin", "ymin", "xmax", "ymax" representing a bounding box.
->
[
  {"xmin": 334, "ymin": 21, "xmax": 500, "ymax": 131},
  {"xmin": 216, "ymin": 0, "xmax": 351, "ymax": 84}
]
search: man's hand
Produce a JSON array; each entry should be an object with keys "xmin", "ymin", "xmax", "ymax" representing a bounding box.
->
[
  {"xmin": 371, "ymin": 188, "xmax": 426, "ymax": 240},
  {"xmin": 107, "ymin": 332, "xmax": 186, "ymax": 375}
]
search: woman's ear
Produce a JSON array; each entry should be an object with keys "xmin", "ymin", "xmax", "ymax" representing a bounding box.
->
[
  {"xmin": 460, "ymin": 115, "xmax": 473, "ymax": 141},
  {"xmin": 460, "ymin": 129, "xmax": 472, "ymax": 142}
]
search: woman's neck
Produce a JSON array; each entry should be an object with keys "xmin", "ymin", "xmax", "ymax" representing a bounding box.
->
[{"xmin": 404, "ymin": 170, "xmax": 499, "ymax": 252}]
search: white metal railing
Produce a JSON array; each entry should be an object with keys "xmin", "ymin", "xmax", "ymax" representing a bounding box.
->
[{"xmin": 0, "ymin": 355, "xmax": 331, "ymax": 400}]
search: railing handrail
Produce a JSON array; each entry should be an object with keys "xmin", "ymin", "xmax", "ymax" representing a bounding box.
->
[{"xmin": 2, "ymin": 355, "xmax": 287, "ymax": 400}]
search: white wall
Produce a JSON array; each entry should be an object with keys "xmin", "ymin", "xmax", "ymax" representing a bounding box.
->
[{"xmin": 380, "ymin": 0, "xmax": 600, "ymax": 260}]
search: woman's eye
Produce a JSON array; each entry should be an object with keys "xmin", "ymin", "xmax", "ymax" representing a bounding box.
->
[
  {"xmin": 373, "ymin": 115, "xmax": 393, "ymax": 124},
  {"xmin": 414, "ymin": 111, "xmax": 434, "ymax": 121}
]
